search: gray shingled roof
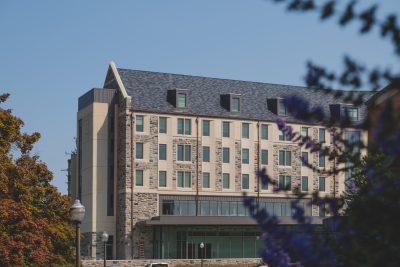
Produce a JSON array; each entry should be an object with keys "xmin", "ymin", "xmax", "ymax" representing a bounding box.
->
[{"xmin": 116, "ymin": 68, "xmax": 373, "ymax": 124}]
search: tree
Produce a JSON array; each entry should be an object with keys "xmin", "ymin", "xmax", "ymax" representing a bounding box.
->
[
  {"xmin": 243, "ymin": 1, "xmax": 400, "ymax": 267},
  {"xmin": 0, "ymin": 94, "xmax": 75, "ymax": 267}
]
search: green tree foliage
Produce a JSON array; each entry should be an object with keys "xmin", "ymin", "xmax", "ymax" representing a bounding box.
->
[{"xmin": 0, "ymin": 93, "xmax": 74, "ymax": 267}]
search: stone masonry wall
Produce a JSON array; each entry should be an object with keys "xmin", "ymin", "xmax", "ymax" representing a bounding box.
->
[
  {"xmin": 273, "ymin": 143, "xmax": 301, "ymax": 191},
  {"xmin": 116, "ymin": 95, "xmax": 133, "ymax": 259},
  {"xmin": 132, "ymin": 193, "xmax": 158, "ymax": 259},
  {"xmin": 235, "ymin": 141, "xmax": 242, "ymax": 191},
  {"xmin": 215, "ymin": 140, "xmax": 222, "ymax": 191},
  {"xmin": 172, "ymin": 138, "xmax": 198, "ymax": 189}
]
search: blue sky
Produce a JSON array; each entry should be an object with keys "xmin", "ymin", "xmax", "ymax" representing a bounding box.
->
[{"xmin": 0, "ymin": 0, "xmax": 398, "ymax": 194}]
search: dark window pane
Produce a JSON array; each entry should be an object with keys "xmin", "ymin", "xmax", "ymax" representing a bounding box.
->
[
  {"xmin": 203, "ymin": 146, "xmax": 210, "ymax": 162},
  {"xmin": 231, "ymin": 97, "xmax": 240, "ymax": 112},
  {"xmin": 177, "ymin": 119, "xmax": 184, "ymax": 134},
  {"xmin": 301, "ymin": 176, "xmax": 308, "ymax": 191},
  {"xmin": 136, "ymin": 143, "xmax": 143, "ymax": 159},
  {"xmin": 203, "ymin": 120, "xmax": 210, "ymax": 136},
  {"xmin": 319, "ymin": 177, "xmax": 325, "ymax": 192},
  {"xmin": 184, "ymin": 145, "xmax": 191, "ymax": 161},
  {"xmin": 185, "ymin": 172, "xmax": 191, "ymax": 188},
  {"xmin": 261, "ymin": 124, "xmax": 268, "ymax": 140},
  {"xmin": 242, "ymin": 123, "xmax": 249, "ymax": 138},
  {"xmin": 177, "ymin": 145, "xmax": 184, "ymax": 161},
  {"xmin": 159, "ymin": 117, "xmax": 167, "ymax": 133},
  {"xmin": 261, "ymin": 150, "xmax": 268, "ymax": 165},
  {"xmin": 223, "ymin": 147, "xmax": 230, "ymax": 163},
  {"xmin": 159, "ymin": 144, "xmax": 167, "ymax": 160},
  {"xmin": 319, "ymin": 128, "xmax": 325, "ymax": 142},
  {"xmin": 242, "ymin": 149, "xmax": 249, "ymax": 164},
  {"xmin": 185, "ymin": 119, "xmax": 191, "ymax": 135},
  {"xmin": 223, "ymin": 173, "xmax": 230, "ymax": 189},
  {"xmin": 177, "ymin": 93, "xmax": 187, "ymax": 108},
  {"xmin": 242, "ymin": 174, "xmax": 249, "ymax": 189},
  {"xmin": 203, "ymin": 172, "xmax": 210, "ymax": 188},
  {"xmin": 136, "ymin": 170, "xmax": 143, "ymax": 186},
  {"xmin": 136, "ymin": 115, "xmax": 144, "ymax": 132},
  {"xmin": 159, "ymin": 171, "xmax": 167, "ymax": 187},
  {"xmin": 222, "ymin": 122, "xmax": 230, "ymax": 137}
]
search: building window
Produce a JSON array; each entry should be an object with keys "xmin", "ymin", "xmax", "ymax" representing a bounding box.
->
[
  {"xmin": 319, "ymin": 177, "xmax": 326, "ymax": 192},
  {"xmin": 223, "ymin": 173, "xmax": 230, "ymax": 189},
  {"xmin": 301, "ymin": 127, "xmax": 308, "ymax": 137},
  {"xmin": 279, "ymin": 150, "xmax": 291, "ymax": 166},
  {"xmin": 177, "ymin": 92, "xmax": 187, "ymax": 108},
  {"xmin": 231, "ymin": 97, "xmax": 240, "ymax": 112},
  {"xmin": 261, "ymin": 124, "xmax": 268, "ymax": 140},
  {"xmin": 242, "ymin": 148, "xmax": 249, "ymax": 164},
  {"xmin": 203, "ymin": 172, "xmax": 210, "ymax": 188},
  {"xmin": 279, "ymin": 130, "xmax": 289, "ymax": 141},
  {"xmin": 222, "ymin": 121, "xmax": 230, "ymax": 137},
  {"xmin": 177, "ymin": 118, "xmax": 191, "ymax": 135},
  {"xmin": 319, "ymin": 128, "xmax": 325, "ymax": 143},
  {"xmin": 136, "ymin": 142, "xmax": 143, "ymax": 159},
  {"xmin": 177, "ymin": 145, "xmax": 191, "ymax": 161},
  {"xmin": 136, "ymin": 170, "xmax": 143, "ymax": 186},
  {"xmin": 223, "ymin": 147, "xmax": 230, "ymax": 163},
  {"xmin": 343, "ymin": 106, "xmax": 358, "ymax": 121},
  {"xmin": 159, "ymin": 171, "xmax": 167, "ymax": 187},
  {"xmin": 261, "ymin": 149, "xmax": 268, "ymax": 165},
  {"xmin": 242, "ymin": 174, "xmax": 249, "ymax": 190},
  {"xmin": 278, "ymin": 175, "xmax": 291, "ymax": 190},
  {"xmin": 344, "ymin": 130, "xmax": 361, "ymax": 154},
  {"xmin": 301, "ymin": 152, "xmax": 308, "ymax": 166},
  {"xmin": 159, "ymin": 117, "xmax": 167, "ymax": 134},
  {"xmin": 319, "ymin": 153, "xmax": 325, "ymax": 168},
  {"xmin": 136, "ymin": 115, "xmax": 144, "ymax": 132},
  {"xmin": 242, "ymin": 123, "xmax": 249, "ymax": 139},
  {"xmin": 319, "ymin": 203, "xmax": 326, "ymax": 217},
  {"xmin": 177, "ymin": 171, "xmax": 191, "ymax": 188},
  {"xmin": 203, "ymin": 146, "xmax": 210, "ymax": 162},
  {"xmin": 203, "ymin": 120, "xmax": 210, "ymax": 136},
  {"xmin": 277, "ymin": 99, "xmax": 287, "ymax": 116},
  {"xmin": 261, "ymin": 180, "xmax": 268, "ymax": 190},
  {"xmin": 301, "ymin": 176, "xmax": 308, "ymax": 191},
  {"xmin": 159, "ymin": 144, "xmax": 167, "ymax": 160}
]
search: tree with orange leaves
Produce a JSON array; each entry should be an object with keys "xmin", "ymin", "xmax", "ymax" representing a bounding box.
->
[{"xmin": 0, "ymin": 93, "xmax": 75, "ymax": 266}]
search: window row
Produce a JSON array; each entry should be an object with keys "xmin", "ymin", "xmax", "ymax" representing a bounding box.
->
[
  {"xmin": 135, "ymin": 170, "xmax": 327, "ymax": 192},
  {"xmin": 135, "ymin": 115, "xmax": 269, "ymax": 139},
  {"xmin": 161, "ymin": 199, "xmax": 305, "ymax": 217},
  {"xmin": 135, "ymin": 143, "xmax": 268, "ymax": 165}
]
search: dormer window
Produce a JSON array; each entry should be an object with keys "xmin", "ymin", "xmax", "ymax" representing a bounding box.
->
[
  {"xmin": 277, "ymin": 99, "xmax": 287, "ymax": 116},
  {"xmin": 177, "ymin": 92, "xmax": 187, "ymax": 108},
  {"xmin": 220, "ymin": 93, "xmax": 241, "ymax": 112},
  {"xmin": 267, "ymin": 98, "xmax": 287, "ymax": 116},
  {"xmin": 167, "ymin": 89, "xmax": 188, "ymax": 108},
  {"xmin": 231, "ymin": 97, "xmax": 240, "ymax": 112},
  {"xmin": 343, "ymin": 106, "xmax": 359, "ymax": 121}
]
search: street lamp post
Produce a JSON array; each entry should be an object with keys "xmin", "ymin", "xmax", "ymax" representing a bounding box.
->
[
  {"xmin": 199, "ymin": 242, "xmax": 205, "ymax": 267},
  {"xmin": 70, "ymin": 199, "xmax": 85, "ymax": 267},
  {"xmin": 101, "ymin": 231, "xmax": 109, "ymax": 267}
]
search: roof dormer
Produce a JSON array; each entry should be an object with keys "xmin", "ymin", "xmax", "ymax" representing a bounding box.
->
[
  {"xmin": 267, "ymin": 98, "xmax": 287, "ymax": 116},
  {"xmin": 220, "ymin": 93, "xmax": 241, "ymax": 112},
  {"xmin": 167, "ymin": 89, "xmax": 189, "ymax": 108}
]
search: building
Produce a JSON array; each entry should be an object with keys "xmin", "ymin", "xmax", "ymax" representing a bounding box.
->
[{"xmin": 69, "ymin": 62, "xmax": 371, "ymax": 260}]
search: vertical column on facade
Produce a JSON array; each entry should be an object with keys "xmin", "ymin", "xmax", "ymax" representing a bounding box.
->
[{"xmin": 116, "ymin": 96, "xmax": 133, "ymax": 259}]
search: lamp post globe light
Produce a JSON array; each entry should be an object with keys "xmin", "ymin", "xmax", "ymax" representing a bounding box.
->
[
  {"xmin": 200, "ymin": 242, "xmax": 205, "ymax": 267},
  {"xmin": 101, "ymin": 231, "xmax": 109, "ymax": 267},
  {"xmin": 70, "ymin": 199, "xmax": 85, "ymax": 267}
]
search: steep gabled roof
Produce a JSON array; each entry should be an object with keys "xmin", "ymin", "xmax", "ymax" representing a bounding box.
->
[{"xmin": 114, "ymin": 67, "xmax": 373, "ymax": 124}]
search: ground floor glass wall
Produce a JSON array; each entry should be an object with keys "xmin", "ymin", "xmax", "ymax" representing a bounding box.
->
[{"xmin": 153, "ymin": 226, "xmax": 264, "ymax": 259}]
